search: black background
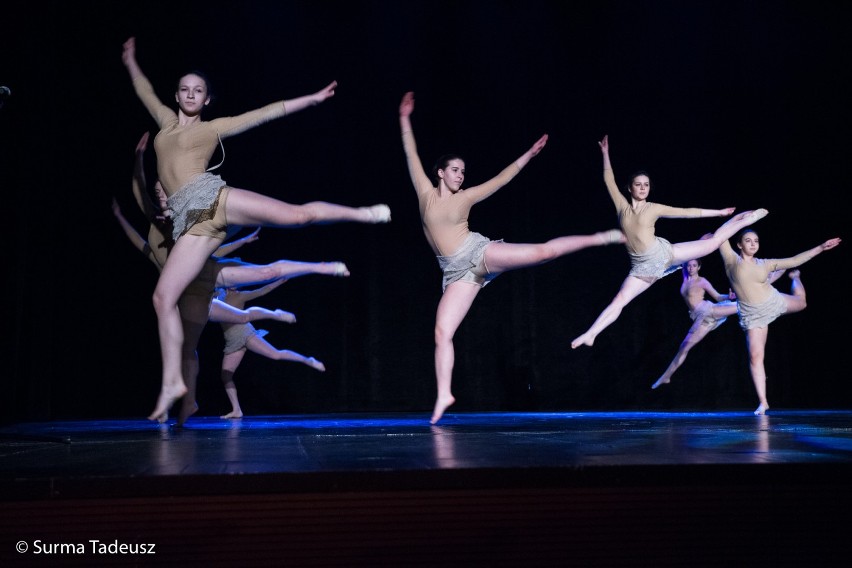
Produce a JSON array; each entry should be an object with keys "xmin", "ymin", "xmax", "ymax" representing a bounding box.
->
[{"xmin": 2, "ymin": 1, "xmax": 849, "ymax": 421}]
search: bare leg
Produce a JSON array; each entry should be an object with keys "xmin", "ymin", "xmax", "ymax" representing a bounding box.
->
[
  {"xmin": 652, "ymin": 302, "xmax": 737, "ymax": 388},
  {"xmin": 744, "ymin": 270, "xmax": 807, "ymax": 416},
  {"xmin": 432, "ymin": 282, "xmax": 482, "ymax": 424},
  {"xmin": 217, "ymin": 260, "xmax": 350, "ymax": 290},
  {"xmin": 245, "ymin": 334, "xmax": 327, "ymax": 371},
  {"xmin": 224, "ymin": 188, "xmax": 390, "ymax": 227},
  {"xmin": 220, "ymin": 349, "xmax": 247, "ymax": 419},
  {"xmin": 571, "ymin": 276, "xmax": 653, "ymax": 349},
  {"xmin": 209, "ymin": 300, "xmax": 296, "ymax": 325},
  {"xmin": 746, "ymin": 327, "xmax": 770, "ymax": 415},
  {"xmin": 670, "ymin": 209, "xmax": 768, "ymax": 264},
  {"xmin": 483, "ymin": 229, "xmax": 624, "ymax": 274},
  {"xmin": 176, "ymin": 296, "xmax": 209, "ymax": 426},
  {"xmin": 652, "ymin": 321, "xmax": 714, "ymax": 389},
  {"xmin": 149, "ymin": 235, "xmax": 223, "ymax": 422}
]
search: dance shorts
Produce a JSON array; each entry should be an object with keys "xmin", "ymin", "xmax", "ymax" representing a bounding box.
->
[
  {"xmin": 628, "ymin": 237, "xmax": 680, "ymax": 280},
  {"xmin": 737, "ymin": 287, "xmax": 787, "ymax": 330},
  {"xmin": 223, "ymin": 323, "xmax": 269, "ymax": 354},
  {"xmin": 688, "ymin": 299, "xmax": 733, "ymax": 333},
  {"xmin": 436, "ymin": 232, "xmax": 501, "ymax": 292},
  {"xmin": 167, "ymin": 173, "xmax": 230, "ymax": 240}
]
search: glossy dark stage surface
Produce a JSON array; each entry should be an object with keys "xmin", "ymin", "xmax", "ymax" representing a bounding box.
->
[{"xmin": 2, "ymin": 410, "xmax": 851, "ymax": 566}]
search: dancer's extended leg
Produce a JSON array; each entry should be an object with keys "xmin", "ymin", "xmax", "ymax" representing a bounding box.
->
[
  {"xmin": 670, "ymin": 209, "xmax": 768, "ymax": 265},
  {"xmin": 483, "ymin": 229, "xmax": 624, "ymax": 273},
  {"xmin": 652, "ymin": 321, "xmax": 714, "ymax": 389},
  {"xmin": 224, "ymin": 188, "xmax": 390, "ymax": 227},
  {"xmin": 571, "ymin": 276, "xmax": 653, "ymax": 349}
]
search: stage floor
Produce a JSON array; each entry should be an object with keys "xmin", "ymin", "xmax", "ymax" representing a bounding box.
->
[
  {"xmin": 2, "ymin": 410, "xmax": 851, "ymax": 498},
  {"xmin": 2, "ymin": 410, "xmax": 851, "ymax": 566}
]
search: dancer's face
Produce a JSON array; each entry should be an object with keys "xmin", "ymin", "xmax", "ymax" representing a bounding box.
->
[
  {"xmin": 737, "ymin": 232, "xmax": 760, "ymax": 256},
  {"xmin": 175, "ymin": 73, "xmax": 210, "ymax": 116},
  {"xmin": 685, "ymin": 260, "xmax": 700, "ymax": 277},
  {"xmin": 439, "ymin": 159, "xmax": 465, "ymax": 193},
  {"xmin": 628, "ymin": 175, "xmax": 650, "ymax": 200}
]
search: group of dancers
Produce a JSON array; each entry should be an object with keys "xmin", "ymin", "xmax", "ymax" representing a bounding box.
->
[{"xmin": 119, "ymin": 37, "xmax": 841, "ymax": 425}]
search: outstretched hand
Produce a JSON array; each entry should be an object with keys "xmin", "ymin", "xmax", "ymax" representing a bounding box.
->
[
  {"xmin": 314, "ymin": 81, "xmax": 337, "ymax": 103},
  {"xmin": 719, "ymin": 207, "xmax": 736, "ymax": 216},
  {"xmin": 821, "ymin": 237, "xmax": 842, "ymax": 251},
  {"xmin": 529, "ymin": 134, "xmax": 548, "ymax": 157},
  {"xmin": 598, "ymin": 134, "xmax": 609, "ymax": 154},
  {"xmin": 122, "ymin": 37, "xmax": 136, "ymax": 66},
  {"xmin": 400, "ymin": 91, "xmax": 415, "ymax": 117},
  {"xmin": 245, "ymin": 227, "xmax": 261, "ymax": 242}
]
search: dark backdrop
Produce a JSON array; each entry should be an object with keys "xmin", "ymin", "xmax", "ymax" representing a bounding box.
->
[{"xmin": 2, "ymin": 1, "xmax": 849, "ymax": 422}]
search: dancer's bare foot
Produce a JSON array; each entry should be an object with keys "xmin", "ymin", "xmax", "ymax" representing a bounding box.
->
[
  {"xmin": 274, "ymin": 309, "xmax": 297, "ymax": 324},
  {"xmin": 331, "ymin": 262, "xmax": 350, "ymax": 277},
  {"xmin": 651, "ymin": 377, "xmax": 670, "ymax": 389},
  {"xmin": 754, "ymin": 403, "xmax": 769, "ymax": 416},
  {"xmin": 177, "ymin": 401, "xmax": 198, "ymax": 427},
  {"xmin": 221, "ymin": 410, "xmax": 244, "ymax": 419},
  {"xmin": 306, "ymin": 357, "xmax": 326, "ymax": 372},
  {"xmin": 364, "ymin": 204, "xmax": 392, "ymax": 223},
  {"xmin": 430, "ymin": 394, "xmax": 456, "ymax": 424},
  {"xmin": 148, "ymin": 383, "xmax": 188, "ymax": 422},
  {"xmin": 571, "ymin": 332, "xmax": 595, "ymax": 349},
  {"xmin": 597, "ymin": 229, "xmax": 625, "ymax": 245}
]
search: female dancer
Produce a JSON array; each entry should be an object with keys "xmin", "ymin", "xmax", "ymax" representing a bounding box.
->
[
  {"xmin": 122, "ymin": 38, "xmax": 390, "ymax": 421},
  {"xmin": 720, "ymin": 229, "xmax": 841, "ymax": 415},
  {"xmin": 570, "ymin": 135, "xmax": 768, "ymax": 349},
  {"xmin": 119, "ymin": 131, "xmax": 351, "ymax": 423},
  {"xmin": 216, "ymin": 281, "xmax": 327, "ymax": 420},
  {"xmin": 399, "ymin": 91, "xmax": 624, "ymax": 424},
  {"xmin": 652, "ymin": 251, "xmax": 788, "ymax": 389}
]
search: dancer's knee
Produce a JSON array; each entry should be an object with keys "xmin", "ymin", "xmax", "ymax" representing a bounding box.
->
[
  {"xmin": 531, "ymin": 243, "xmax": 558, "ymax": 264},
  {"xmin": 278, "ymin": 203, "xmax": 314, "ymax": 226},
  {"xmin": 434, "ymin": 324, "xmax": 454, "ymax": 347},
  {"xmin": 152, "ymin": 289, "xmax": 173, "ymax": 316},
  {"xmin": 748, "ymin": 351, "xmax": 765, "ymax": 366}
]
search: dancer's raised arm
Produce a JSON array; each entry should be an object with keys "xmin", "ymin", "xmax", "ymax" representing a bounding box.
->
[
  {"xmin": 398, "ymin": 93, "xmax": 622, "ymax": 423},
  {"xmin": 399, "ymin": 91, "xmax": 432, "ymax": 196},
  {"xmin": 461, "ymin": 134, "xmax": 548, "ymax": 205},
  {"xmin": 122, "ymin": 38, "xmax": 175, "ymax": 128}
]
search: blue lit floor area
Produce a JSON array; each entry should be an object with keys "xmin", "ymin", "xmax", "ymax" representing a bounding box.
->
[
  {"xmin": 2, "ymin": 411, "xmax": 851, "ymax": 566},
  {"xmin": 1, "ymin": 410, "xmax": 851, "ymax": 500}
]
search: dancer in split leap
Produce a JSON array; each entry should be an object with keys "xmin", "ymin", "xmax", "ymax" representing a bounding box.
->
[
  {"xmin": 570, "ymin": 135, "xmax": 768, "ymax": 349},
  {"xmin": 122, "ymin": 38, "xmax": 390, "ymax": 421},
  {"xmin": 114, "ymin": 132, "xmax": 350, "ymax": 424}
]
